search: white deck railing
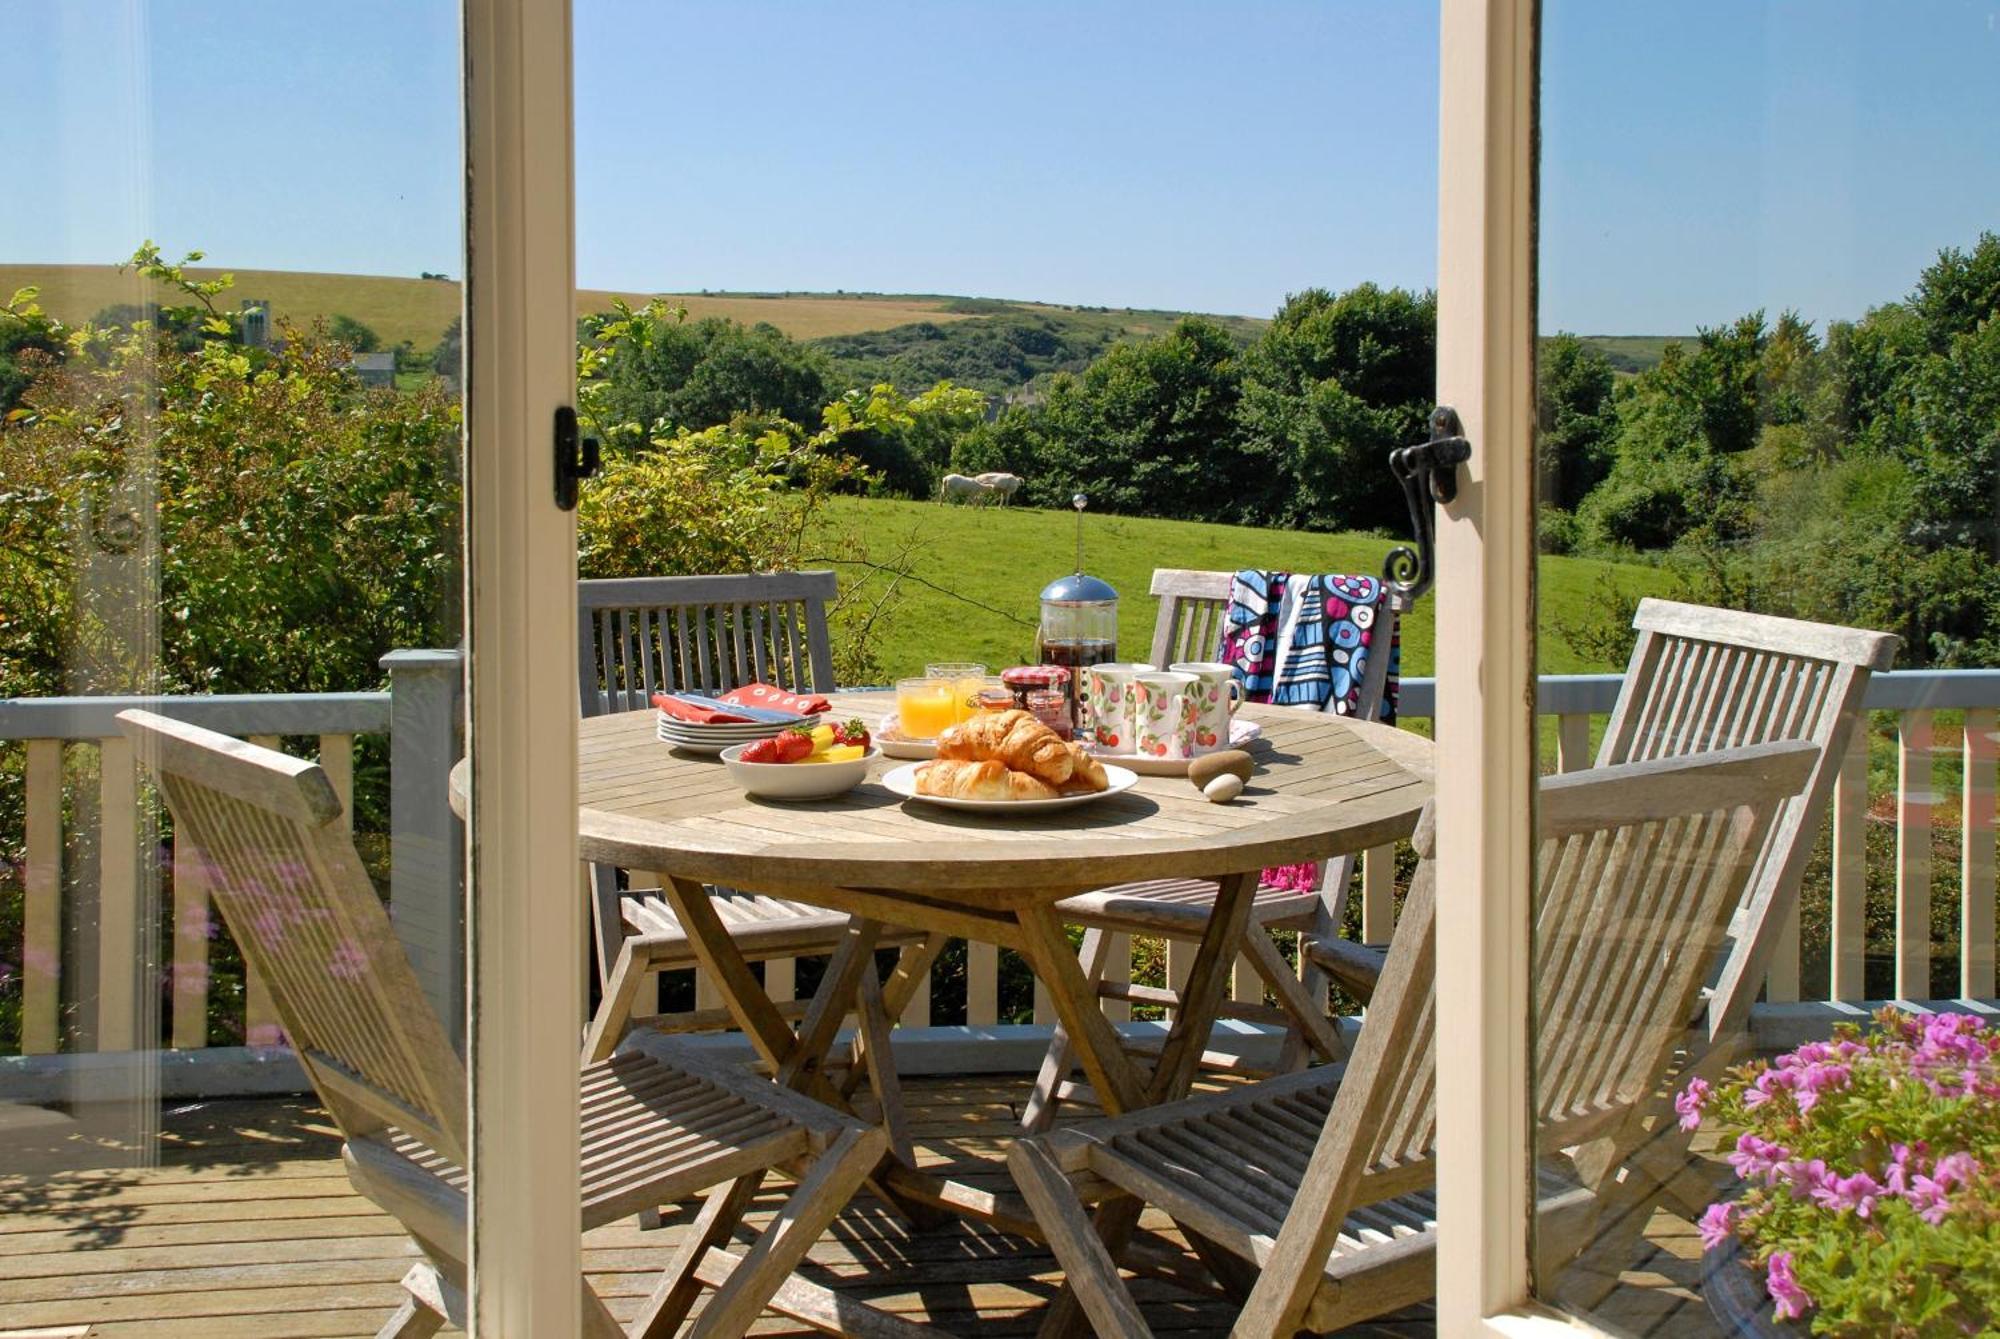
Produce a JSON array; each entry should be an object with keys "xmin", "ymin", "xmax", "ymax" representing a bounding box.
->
[{"xmin": 3, "ymin": 665, "xmax": 1996, "ymax": 1097}]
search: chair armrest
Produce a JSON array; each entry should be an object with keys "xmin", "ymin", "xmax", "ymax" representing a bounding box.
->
[{"xmin": 1305, "ymin": 937, "xmax": 1390, "ymax": 1003}]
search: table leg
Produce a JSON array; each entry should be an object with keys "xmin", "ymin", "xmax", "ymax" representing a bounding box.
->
[
  {"xmin": 661, "ymin": 877, "xmax": 812, "ymax": 1078},
  {"xmin": 774, "ymin": 916, "xmax": 882, "ymax": 1090},
  {"xmin": 659, "ymin": 879, "xmax": 928, "ymax": 1226},
  {"xmin": 1142, "ymin": 870, "xmax": 1259, "ymax": 1105},
  {"xmin": 837, "ymin": 932, "xmax": 949, "ymax": 1102},
  {"xmin": 1013, "ymin": 904, "xmax": 1148, "ymax": 1116},
  {"xmin": 1030, "ymin": 870, "xmax": 1262, "ymax": 1339}
]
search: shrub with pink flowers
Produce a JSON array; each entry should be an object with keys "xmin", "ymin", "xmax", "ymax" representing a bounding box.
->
[{"xmin": 1679, "ymin": 1008, "xmax": 2000, "ymax": 1336}]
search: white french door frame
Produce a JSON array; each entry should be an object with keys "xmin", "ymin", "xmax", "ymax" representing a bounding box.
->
[
  {"xmin": 463, "ymin": 0, "xmax": 583, "ymax": 1334},
  {"xmin": 1432, "ymin": 0, "xmax": 1597, "ymax": 1335}
]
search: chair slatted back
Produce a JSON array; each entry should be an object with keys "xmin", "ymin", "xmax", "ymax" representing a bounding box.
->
[
  {"xmin": 1239, "ymin": 741, "xmax": 1819, "ymax": 1335},
  {"xmin": 119, "ymin": 709, "xmax": 469, "ymax": 1167},
  {"xmin": 578, "ymin": 571, "xmax": 837, "ymax": 718},
  {"xmin": 576, "ymin": 571, "xmax": 838, "ymax": 986},
  {"xmin": 1148, "ymin": 569, "xmax": 1238, "ymax": 670},
  {"xmin": 1597, "ymin": 599, "xmax": 1897, "ymax": 1037}
]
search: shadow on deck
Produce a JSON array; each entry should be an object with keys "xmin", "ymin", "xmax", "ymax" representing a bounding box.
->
[{"xmin": 0, "ymin": 1077, "xmax": 1714, "ymax": 1337}]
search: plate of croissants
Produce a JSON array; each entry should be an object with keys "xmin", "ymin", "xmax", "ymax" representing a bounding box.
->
[{"xmin": 882, "ymin": 709, "xmax": 1138, "ymax": 812}]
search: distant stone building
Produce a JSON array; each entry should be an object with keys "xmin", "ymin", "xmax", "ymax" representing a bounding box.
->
[
  {"xmin": 350, "ymin": 352, "xmax": 397, "ymax": 388},
  {"xmin": 239, "ymin": 299, "xmax": 271, "ymax": 349}
]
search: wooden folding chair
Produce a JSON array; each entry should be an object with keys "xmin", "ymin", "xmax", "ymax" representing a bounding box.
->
[
  {"xmin": 1010, "ymin": 740, "xmax": 1819, "ymax": 1338},
  {"xmin": 1308, "ymin": 600, "xmax": 1898, "ymax": 1292},
  {"xmin": 120, "ymin": 708, "xmax": 912, "ymax": 1339},
  {"xmin": 1319, "ymin": 600, "xmax": 1896, "ymax": 1025},
  {"xmin": 1025, "ymin": 568, "xmax": 1402, "ymax": 1130},
  {"xmin": 576, "ymin": 572, "xmax": 934, "ymax": 1060}
]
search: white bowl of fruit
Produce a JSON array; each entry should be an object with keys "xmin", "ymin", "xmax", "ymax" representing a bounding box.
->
[{"xmin": 720, "ymin": 720, "xmax": 878, "ymax": 801}]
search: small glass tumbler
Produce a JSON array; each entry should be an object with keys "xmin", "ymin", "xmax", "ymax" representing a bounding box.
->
[
  {"xmin": 896, "ymin": 676, "xmax": 958, "ymax": 740},
  {"xmin": 926, "ymin": 662, "xmax": 988, "ymax": 724}
]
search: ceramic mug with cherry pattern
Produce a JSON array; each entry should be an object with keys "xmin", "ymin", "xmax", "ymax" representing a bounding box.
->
[
  {"xmin": 1083, "ymin": 662, "xmax": 1155, "ymax": 752},
  {"xmin": 1134, "ymin": 671, "xmax": 1199, "ymax": 760},
  {"xmin": 1169, "ymin": 661, "xmax": 1244, "ymax": 755}
]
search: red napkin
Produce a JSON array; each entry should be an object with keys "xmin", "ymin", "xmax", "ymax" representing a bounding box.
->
[
  {"xmin": 652, "ymin": 694, "xmax": 754, "ymax": 724},
  {"xmin": 650, "ymin": 683, "xmax": 832, "ymax": 723},
  {"xmin": 719, "ymin": 683, "xmax": 831, "ymax": 716}
]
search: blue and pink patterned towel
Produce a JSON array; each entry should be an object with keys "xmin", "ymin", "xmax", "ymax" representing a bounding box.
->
[
  {"xmin": 1217, "ymin": 571, "xmax": 1398, "ymax": 723},
  {"xmin": 1217, "ymin": 570, "xmax": 1400, "ymax": 894}
]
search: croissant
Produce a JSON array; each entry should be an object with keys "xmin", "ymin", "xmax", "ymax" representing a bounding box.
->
[
  {"xmin": 935, "ymin": 709, "xmax": 1074, "ymax": 785},
  {"xmin": 1061, "ymin": 742, "xmax": 1109, "ymax": 794},
  {"xmin": 915, "ymin": 759, "xmax": 1060, "ymax": 802}
]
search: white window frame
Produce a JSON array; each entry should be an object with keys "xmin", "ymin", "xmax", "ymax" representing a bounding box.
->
[
  {"xmin": 1433, "ymin": 0, "xmax": 1601, "ymax": 1334},
  {"xmin": 462, "ymin": 0, "xmax": 583, "ymax": 1334}
]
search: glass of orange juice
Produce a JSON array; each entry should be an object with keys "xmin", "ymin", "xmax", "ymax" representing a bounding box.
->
[
  {"xmin": 896, "ymin": 676, "xmax": 958, "ymax": 740},
  {"xmin": 925, "ymin": 662, "xmax": 988, "ymax": 724}
]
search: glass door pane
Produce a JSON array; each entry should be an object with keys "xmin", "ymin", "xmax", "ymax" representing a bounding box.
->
[
  {"xmin": 567, "ymin": 1, "xmax": 1441, "ymax": 1329},
  {"xmin": 1, "ymin": 2, "xmax": 472, "ymax": 1330},
  {"xmin": 1533, "ymin": 4, "xmax": 2000, "ymax": 1331}
]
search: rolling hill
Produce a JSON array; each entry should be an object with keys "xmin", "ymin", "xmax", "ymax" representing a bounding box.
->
[
  {"xmin": 0, "ymin": 264, "xmax": 1263, "ymax": 354},
  {"xmin": 3, "ymin": 262, "xmax": 1681, "ymax": 376}
]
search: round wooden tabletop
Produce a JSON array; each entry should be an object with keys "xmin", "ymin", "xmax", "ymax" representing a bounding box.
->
[{"xmin": 575, "ymin": 693, "xmax": 1433, "ymax": 905}]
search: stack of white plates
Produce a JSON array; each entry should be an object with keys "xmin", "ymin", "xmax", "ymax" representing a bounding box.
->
[{"xmin": 656, "ymin": 712, "xmax": 818, "ymax": 755}]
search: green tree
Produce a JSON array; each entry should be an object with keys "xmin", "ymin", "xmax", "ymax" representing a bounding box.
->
[
  {"xmin": 816, "ymin": 315, "xmax": 1113, "ymax": 395},
  {"xmin": 1536, "ymin": 333, "xmax": 1617, "ymax": 511},
  {"xmin": 979, "ymin": 317, "xmax": 1251, "ymax": 520},
  {"xmin": 579, "ymin": 302, "xmax": 831, "ymax": 435},
  {"xmin": 1236, "ymin": 284, "xmax": 1436, "ymax": 529},
  {"xmin": 329, "ymin": 313, "xmax": 382, "ymax": 353},
  {"xmin": 0, "ymin": 288, "xmax": 61, "ymax": 415},
  {"xmin": 1913, "ymin": 231, "xmax": 2000, "ymax": 352},
  {"xmin": 432, "ymin": 316, "xmax": 462, "ymax": 380}
]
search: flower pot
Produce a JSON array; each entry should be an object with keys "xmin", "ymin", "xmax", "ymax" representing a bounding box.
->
[{"xmin": 1702, "ymin": 1237, "xmax": 1812, "ymax": 1339}]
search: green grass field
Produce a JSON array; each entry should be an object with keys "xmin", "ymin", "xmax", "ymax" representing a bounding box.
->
[
  {"xmin": 807, "ymin": 496, "xmax": 1663, "ymax": 682},
  {"xmin": 1576, "ymin": 334, "xmax": 1684, "ymax": 374}
]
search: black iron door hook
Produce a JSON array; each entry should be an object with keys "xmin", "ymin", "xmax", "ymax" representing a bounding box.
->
[
  {"xmin": 1381, "ymin": 406, "xmax": 1471, "ymax": 611},
  {"xmin": 554, "ymin": 405, "xmax": 601, "ymax": 511}
]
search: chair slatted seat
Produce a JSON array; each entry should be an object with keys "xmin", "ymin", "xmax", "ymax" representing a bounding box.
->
[
  {"xmin": 120, "ymin": 708, "xmax": 899, "ymax": 1339},
  {"xmin": 577, "ymin": 572, "xmax": 932, "ymax": 1066},
  {"xmin": 1026, "ymin": 568, "xmax": 1401, "ymax": 1129},
  {"xmin": 1011, "ymin": 740, "xmax": 1820, "ymax": 1338}
]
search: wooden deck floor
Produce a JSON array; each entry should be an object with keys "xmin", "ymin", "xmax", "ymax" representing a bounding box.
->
[{"xmin": 0, "ymin": 1078, "xmax": 1716, "ymax": 1337}]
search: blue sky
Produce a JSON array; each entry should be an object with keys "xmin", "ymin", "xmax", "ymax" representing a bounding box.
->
[{"xmin": 3, "ymin": 1, "xmax": 1996, "ymax": 333}]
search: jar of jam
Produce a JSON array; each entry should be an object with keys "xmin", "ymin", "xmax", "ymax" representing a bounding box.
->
[
  {"xmin": 1025, "ymin": 689, "xmax": 1074, "ymax": 740},
  {"xmin": 1001, "ymin": 665, "xmax": 1073, "ymax": 739},
  {"xmin": 972, "ymin": 684, "xmax": 1015, "ymax": 714}
]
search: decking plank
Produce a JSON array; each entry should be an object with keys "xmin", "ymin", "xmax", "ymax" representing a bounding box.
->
[{"xmin": 0, "ymin": 1078, "xmax": 1710, "ymax": 1336}]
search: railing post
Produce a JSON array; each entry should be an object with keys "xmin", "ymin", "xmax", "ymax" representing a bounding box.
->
[
  {"xmin": 1555, "ymin": 712, "xmax": 1591, "ymax": 773},
  {"xmin": 1962, "ymin": 709, "xmax": 1996, "ymax": 999},
  {"xmin": 967, "ymin": 942, "xmax": 998, "ymax": 1027},
  {"xmin": 382, "ymin": 649, "xmax": 467, "ymax": 1049},
  {"xmin": 96, "ymin": 734, "xmax": 144, "ymax": 1052},
  {"xmin": 23, "ymin": 739, "xmax": 63, "ymax": 1054},
  {"xmin": 1896, "ymin": 711, "xmax": 1935, "ymax": 999},
  {"xmin": 1829, "ymin": 730, "xmax": 1868, "ymax": 1001}
]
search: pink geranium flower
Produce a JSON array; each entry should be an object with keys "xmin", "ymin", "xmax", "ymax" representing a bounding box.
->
[
  {"xmin": 1697, "ymin": 1200, "xmax": 1739, "ymax": 1250},
  {"xmin": 1766, "ymin": 1251, "xmax": 1812, "ymax": 1321},
  {"xmin": 1675, "ymin": 1076, "xmax": 1710, "ymax": 1131}
]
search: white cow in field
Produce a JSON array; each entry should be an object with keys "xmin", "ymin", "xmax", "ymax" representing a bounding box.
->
[
  {"xmin": 975, "ymin": 472, "xmax": 1022, "ymax": 504},
  {"xmin": 939, "ymin": 473, "xmax": 989, "ymax": 504}
]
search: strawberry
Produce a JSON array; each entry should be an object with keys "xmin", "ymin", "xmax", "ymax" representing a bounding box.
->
[
  {"xmin": 739, "ymin": 736, "xmax": 783, "ymax": 764},
  {"xmin": 773, "ymin": 727, "xmax": 815, "ymax": 763},
  {"xmin": 832, "ymin": 718, "xmax": 871, "ymax": 750}
]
